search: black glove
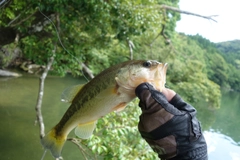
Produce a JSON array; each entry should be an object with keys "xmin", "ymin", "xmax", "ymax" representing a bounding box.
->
[{"xmin": 135, "ymin": 83, "xmax": 208, "ymax": 160}]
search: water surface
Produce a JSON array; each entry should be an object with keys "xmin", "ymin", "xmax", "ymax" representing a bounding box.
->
[
  {"xmin": 0, "ymin": 73, "xmax": 87, "ymax": 160},
  {"xmin": 0, "ymin": 73, "xmax": 239, "ymax": 160}
]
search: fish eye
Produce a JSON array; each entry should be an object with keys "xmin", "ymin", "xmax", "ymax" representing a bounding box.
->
[{"xmin": 143, "ymin": 61, "xmax": 152, "ymax": 68}]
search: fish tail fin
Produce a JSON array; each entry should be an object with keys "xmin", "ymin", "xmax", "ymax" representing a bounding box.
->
[{"xmin": 41, "ymin": 129, "xmax": 66, "ymax": 158}]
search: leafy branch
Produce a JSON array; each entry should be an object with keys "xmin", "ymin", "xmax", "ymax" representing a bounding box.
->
[{"xmin": 151, "ymin": 4, "xmax": 217, "ymax": 46}]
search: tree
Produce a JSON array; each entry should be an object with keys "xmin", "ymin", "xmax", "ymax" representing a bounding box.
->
[
  {"xmin": 1, "ymin": 0, "xmax": 227, "ymax": 159},
  {"xmin": 0, "ymin": 0, "xmax": 183, "ymax": 159},
  {"xmin": 188, "ymin": 35, "xmax": 240, "ymax": 91},
  {"xmin": 1, "ymin": 0, "xmax": 181, "ymax": 75}
]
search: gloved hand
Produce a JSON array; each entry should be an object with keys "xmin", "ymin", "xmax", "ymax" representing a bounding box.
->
[{"xmin": 135, "ymin": 83, "xmax": 208, "ymax": 160}]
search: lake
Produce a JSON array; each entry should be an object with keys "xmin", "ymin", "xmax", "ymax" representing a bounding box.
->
[{"xmin": 0, "ymin": 73, "xmax": 239, "ymax": 160}]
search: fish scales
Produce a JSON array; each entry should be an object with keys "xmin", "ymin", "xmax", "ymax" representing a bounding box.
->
[
  {"xmin": 54, "ymin": 64, "xmax": 121, "ymax": 134},
  {"xmin": 41, "ymin": 60, "xmax": 168, "ymax": 158}
]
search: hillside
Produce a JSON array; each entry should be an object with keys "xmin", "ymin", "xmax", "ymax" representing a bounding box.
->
[
  {"xmin": 1, "ymin": 0, "xmax": 238, "ymax": 110},
  {"xmin": 216, "ymin": 40, "xmax": 240, "ymax": 54},
  {"xmin": 216, "ymin": 40, "xmax": 240, "ymax": 69},
  {"xmin": 186, "ymin": 35, "xmax": 240, "ymax": 91}
]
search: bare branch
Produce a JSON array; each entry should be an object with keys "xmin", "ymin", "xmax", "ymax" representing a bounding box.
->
[
  {"xmin": 7, "ymin": 13, "xmax": 21, "ymax": 26},
  {"xmin": 134, "ymin": 4, "xmax": 217, "ymax": 22},
  {"xmin": 160, "ymin": 5, "xmax": 218, "ymax": 22},
  {"xmin": 0, "ymin": 0, "xmax": 7, "ymax": 6},
  {"xmin": 150, "ymin": 24, "xmax": 171, "ymax": 46},
  {"xmin": 67, "ymin": 138, "xmax": 97, "ymax": 160},
  {"xmin": 67, "ymin": 138, "xmax": 87, "ymax": 160},
  {"xmin": 81, "ymin": 63, "xmax": 94, "ymax": 79},
  {"xmin": 127, "ymin": 39, "xmax": 134, "ymax": 60},
  {"xmin": 9, "ymin": 10, "xmax": 37, "ymax": 27},
  {"xmin": 35, "ymin": 54, "xmax": 55, "ymax": 139},
  {"xmin": 150, "ymin": 9, "xmax": 171, "ymax": 46},
  {"xmin": 0, "ymin": 0, "xmax": 10, "ymax": 9},
  {"xmin": 149, "ymin": 4, "xmax": 216, "ymax": 55},
  {"xmin": 35, "ymin": 13, "xmax": 59, "ymax": 139}
]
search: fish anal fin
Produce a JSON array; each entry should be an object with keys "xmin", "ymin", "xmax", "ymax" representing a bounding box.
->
[
  {"xmin": 61, "ymin": 84, "xmax": 85, "ymax": 103},
  {"xmin": 75, "ymin": 121, "xmax": 97, "ymax": 139},
  {"xmin": 112, "ymin": 102, "xmax": 127, "ymax": 112}
]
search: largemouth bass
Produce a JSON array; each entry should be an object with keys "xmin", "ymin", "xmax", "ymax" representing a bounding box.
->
[{"xmin": 41, "ymin": 60, "xmax": 168, "ymax": 158}]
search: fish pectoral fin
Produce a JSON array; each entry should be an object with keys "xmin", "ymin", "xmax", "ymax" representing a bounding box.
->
[
  {"xmin": 75, "ymin": 121, "xmax": 97, "ymax": 139},
  {"xmin": 61, "ymin": 84, "xmax": 85, "ymax": 103},
  {"xmin": 112, "ymin": 102, "xmax": 127, "ymax": 112}
]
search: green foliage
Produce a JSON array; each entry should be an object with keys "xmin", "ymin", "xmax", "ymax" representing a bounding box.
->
[
  {"xmin": 133, "ymin": 32, "xmax": 221, "ymax": 109},
  {"xmin": 1, "ymin": 0, "xmax": 180, "ymax": 75},
  {"xmin": 216, "ymin": 40, "xmax": 240, "ymax": 57},
  {"xmin": 226, "ymin": 65, "xmax": 240, "ymax": 90},
  {"xmin": 215, "ymin": 40, "xmax": 240, "ymax": 90},
  {"xmin": 1, "ymin": 0, "xmax": 182, "ymax": 159},
  {"xmin": 205, "ymin": 53, "xmax": 229, "ymax": 86},
  {"xmin": 82, "ymin": 100, "xmax": 158, "ymax": 159},
  {"xmin": 188, "ymin": 35, "xmax": 240, "ymax": 91},
  {"xmin": 2, "ymin": 0, "xmax": 240, "ymax": 159}
]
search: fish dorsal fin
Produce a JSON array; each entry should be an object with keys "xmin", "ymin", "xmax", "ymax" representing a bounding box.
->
[
  {"xmin": 75, "ymin": 121, "xmax": 97, "ymax": 139},
  {"xmin": 61, "ymin": 84, "xmax": 85, "ymax": 103}
]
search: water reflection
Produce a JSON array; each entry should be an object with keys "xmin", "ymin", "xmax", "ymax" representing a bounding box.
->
[
  {"xmin": 0, "ymin": 74, "xmax": 87, "ymax": 160},
  {"xmin": 204, "ymin": 130, "xmax": 240, "ymax": 160},
  {"xmin": 196, "ymin": 89, "xmax": 240, "ymax": 160},
  {"xmin": 0, "ymin": 73, "xmax": 240, "ymax": 159}
]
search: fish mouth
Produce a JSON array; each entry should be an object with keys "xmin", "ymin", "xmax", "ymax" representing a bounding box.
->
[
  {"xmin": 133, "ymin": 62, "xmax": 167, "ymax": 91},
  {"xmin": 153, "ymin": 63, "xmax": 168, "ymax": 91},
  {"xmin": 115, "ymin": 61, "xmax": 168, "ymax": 93}
]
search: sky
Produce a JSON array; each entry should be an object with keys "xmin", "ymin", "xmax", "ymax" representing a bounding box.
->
[{"xmin": 175, "ymin": 0, "xmax": 240, "ymax": 43}]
